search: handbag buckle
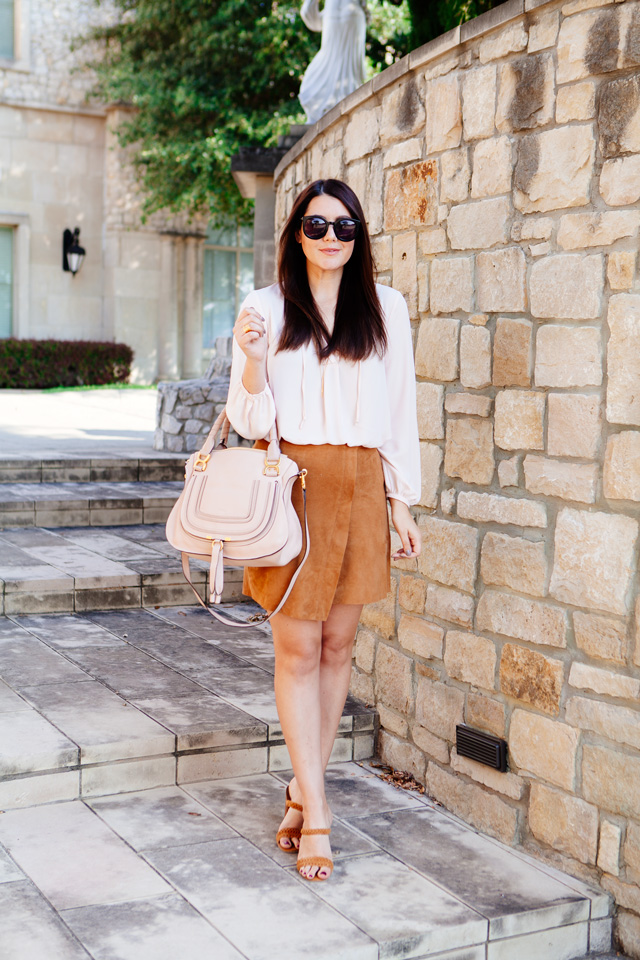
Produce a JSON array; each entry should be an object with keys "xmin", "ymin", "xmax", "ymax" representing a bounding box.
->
[
  {"xmin": 194, "ymin": 453, "xmax": 211, "ymax": 471},
  {"xmin": 263, "ymin": 457, "xmax": 280, "ymax": 477}
]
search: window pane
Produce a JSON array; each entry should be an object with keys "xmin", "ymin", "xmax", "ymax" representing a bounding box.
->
[
  {"xmin": 205, "ymin": 224, "xmax": 236, "ymax": 247},
  {"xmin": 239, "ymin": 251, "xmax": 254, "ymax": 305},
  {"xmin": 202, "ymin": 248, "xmax": 236, "ymax": 348},
  {"xmin": 0, "ymin": 0, "xmax": 14, "ymax": 59},
  {"xmin": 0, "ymin": 227, "xmax": 12, "ymax": 338},
  {"xmin": 239, "ymin": 225, "xmax": 254, "ymax": 249}
]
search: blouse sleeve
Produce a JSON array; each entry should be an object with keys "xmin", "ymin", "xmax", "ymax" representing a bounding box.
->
[
  {"xmin": 379, "ymin": 291, "xmax": 421, "ymax": 506},
  {"xmin": 225, "ymin": 292, "xmax": 277, "ymax": 441}
]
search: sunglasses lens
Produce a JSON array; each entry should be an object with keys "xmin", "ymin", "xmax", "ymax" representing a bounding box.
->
[
  {"xmin": 334, "ymin": 219, "xmax": 359, "ymax": 242},
  {"xmin": 302, "ymin": 217, "xmax": 328, "ymax": 239}
]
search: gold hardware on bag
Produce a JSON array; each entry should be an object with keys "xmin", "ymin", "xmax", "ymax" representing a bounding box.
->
[
  {"xmin": 300, "ymin": 468, "xmax": 307, "ymax": 490},
  {"xmin": 194, "ymin": 453, "xmax": 211, "ymax": 471},
  {"xmin": 264, "ymin": 457, "xmax": 280, "ymax": 476}
]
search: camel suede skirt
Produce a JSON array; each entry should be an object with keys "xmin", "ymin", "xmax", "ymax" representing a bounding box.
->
[{"xmin": 243, "ymin": 440, "xmax": 391, "ymax": 622}]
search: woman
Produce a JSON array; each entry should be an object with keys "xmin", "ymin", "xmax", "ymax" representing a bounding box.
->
[{"xmin": 227, "ymin": 179, "xmax": 421, "ymax": 882}]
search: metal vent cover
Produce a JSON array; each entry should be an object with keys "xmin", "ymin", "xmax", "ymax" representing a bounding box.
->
[{"xmin": 456, "ymin": 723, "xmax": 507, "ymax": 772}]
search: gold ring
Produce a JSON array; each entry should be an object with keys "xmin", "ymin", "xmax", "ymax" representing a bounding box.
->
[{"xmin": 243, "ymin": 325, "xmax": 251, "ymax": 334}]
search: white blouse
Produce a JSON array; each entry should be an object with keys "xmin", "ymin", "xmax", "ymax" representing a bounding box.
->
[{"xmin": 226, "ymin": 282, "xmax": 421, "ymax": 506}]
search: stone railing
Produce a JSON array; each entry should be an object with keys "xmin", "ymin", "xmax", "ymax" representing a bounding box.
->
[{"xmin": 274, "ymin": 0, "xmax": 640, "ymax": 955}]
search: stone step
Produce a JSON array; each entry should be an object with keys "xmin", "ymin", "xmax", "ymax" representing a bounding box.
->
[
  {"xmin": 0, "ymin": 763, "xmax": 614, "ymax": 960},
  {"xmin": 0, "ymin": 523, "xmax": 243, "ymax": 615},
  {"xmin": 0, "ymin": 480, "xmax": 183, "ymax": 529},
  {"xmin": 0, "ymin": 455, "xmax": 185, "ymax": 485},
  {"xmin": 0, "ymin": 608, "xmax": 376, "ymax": 813}
]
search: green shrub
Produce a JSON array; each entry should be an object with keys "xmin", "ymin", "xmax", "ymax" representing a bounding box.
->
[{"xmin": 0, "ymin": 339, "xmax": 134, "ymax": 389}]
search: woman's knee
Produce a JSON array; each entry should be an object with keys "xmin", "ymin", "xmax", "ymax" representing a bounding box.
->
[{"xmin": 320, "ymin": 626, "xmax": 355, "ymax": 665}]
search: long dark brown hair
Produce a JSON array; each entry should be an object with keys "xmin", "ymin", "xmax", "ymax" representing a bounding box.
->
[{"xmin": 277, "ymin": 179, "xmax": 387, "ymax": 361}]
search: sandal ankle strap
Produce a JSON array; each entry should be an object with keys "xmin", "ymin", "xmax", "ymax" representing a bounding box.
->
[{"xmin": 301, "ymin": 827, "xmax": 331, "ymax": 836}]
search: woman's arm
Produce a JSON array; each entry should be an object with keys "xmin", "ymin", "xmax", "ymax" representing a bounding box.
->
[{"xmin": 226, "ymin": 300, "xmax": 276, "ymax": 440}]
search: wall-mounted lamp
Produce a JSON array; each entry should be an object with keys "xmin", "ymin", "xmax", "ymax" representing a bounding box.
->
[{"xmin": 62, "ymin": 227, "xmax": 86, "ymax": 276}]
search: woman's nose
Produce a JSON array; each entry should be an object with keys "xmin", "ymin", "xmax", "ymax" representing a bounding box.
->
[{"xmin": 325, "ymin": 222, "xmax": 337, "ymax": 240}]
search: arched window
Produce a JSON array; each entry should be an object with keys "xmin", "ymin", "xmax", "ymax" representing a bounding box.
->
[{"xmin": 202, "ymin": 223, "xmax": 254, "ymax": 349}]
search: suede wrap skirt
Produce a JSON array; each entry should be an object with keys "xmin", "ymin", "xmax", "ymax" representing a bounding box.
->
[{"xmin": 243, "ymin": 440, "xmax": 391, "ymax": 622}]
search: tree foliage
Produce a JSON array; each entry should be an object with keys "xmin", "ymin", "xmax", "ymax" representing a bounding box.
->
[{"xmin": 82, "ymin": 0, "xmax": 498, "ymax": 222}]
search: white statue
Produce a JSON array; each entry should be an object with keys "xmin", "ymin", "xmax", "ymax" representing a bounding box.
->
[{"xmin": 299, "ymin": 0, "xmax": 367, "ymax": 125}]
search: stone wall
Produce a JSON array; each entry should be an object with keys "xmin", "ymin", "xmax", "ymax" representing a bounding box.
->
[{"xmin": 274, "ymin": 0, "xmax": 640, "ymax": 954}]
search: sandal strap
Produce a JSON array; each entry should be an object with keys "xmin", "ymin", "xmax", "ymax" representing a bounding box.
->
[
  {"xmin": 301, "ymin": 827, "xmax": 331, "ymax": 836},
  {"xmin": 297, "ymin": 856, "xmax": 333, "ymax": 870},
  {"xmin": 276, "ymin": 827, "xmax": 301, "ymax": 840},
  {"xmin": 285, "ymin": 799, "xmax": 303, "ymax": 812}
]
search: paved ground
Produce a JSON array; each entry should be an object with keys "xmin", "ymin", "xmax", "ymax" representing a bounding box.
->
[{"xmin": 0, "ymin": 388, "xmax": 160, "ymax": 458}]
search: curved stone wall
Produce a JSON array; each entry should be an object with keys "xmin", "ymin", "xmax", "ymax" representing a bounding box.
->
[{"xmin": 274, "ymin": 0, "xmax": 640, "ymax": 953}]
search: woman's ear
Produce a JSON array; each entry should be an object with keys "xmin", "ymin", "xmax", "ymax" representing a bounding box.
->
[{"xmin": 295, "ymin": 229, "xmax": 301, "ymax": 244}]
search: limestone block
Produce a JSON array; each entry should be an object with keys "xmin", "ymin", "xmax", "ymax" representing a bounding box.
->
[
  {"xmin": 569, "ymin": 663, "xmax": 640, "ymax": 699},
  {"xmin": 419, "ymin": 227, "xmax": 448, "ymax": 255},
  {"xmin": 444, "ymin": 417, "xmax": 494, "ymax": 485},
  {"xmin": 479, "ymin": 21, "xmax": 528, "ymax": 63},
  {"xmin": 426, "ymin": 762, "xmax": 518, "ymax": 844},
  {"xmin": 416, "ymin": 382, "xmax": 444, "ymax": 440},
  {"xmin": 598, "ymin": 820, "xmax": 622, "ymax": 877},
  {"xmin": 462, "ymin": 65, "xmax": 497, "ymax": 140},
  {"xmin": 566, "ymin": 696, "xmax": 640, "ymax": 752},
  {"xmin": 573, "ymin": 611, "xmax": 627, "ymax": 663},
  {"xmin": 511, "ymin": 217, "xmax": 553, "ymax": 241},
  {"xmin": 556, "ymin": 81, "xmax": 596, "ymax": 124},
  {"xmin": 528, "ymin": 10, "xmax": 560, "ymax": 52},
  {"xmin": 444, "ymin": 394, "xmax": 492, "ymax": 417},
  {"xmin": 377, "ymin": 703, "xmax": 409, "ymax": 739},
  {"xmin": 415, "ymin": 317, "xmax": 459, "ymax": 381},
  {"xmin": 372, "ymin": 235, "xmax": 392, "ymax": 272},
  {"xmin": 547, "ymin": 394, "xmax": 602, "ymax": 459},
  {"xmin": 381, "ymin": 76, "xmax": 426, "ymax": 144},
  {"xmin": 355, "ymin": 628, "xmax": 377, "ymax": 674},
  {"xmin": 598, "ymin": 75, "xmax": 640, "ymax": 158},
  {"xmin": 444, "ymin": 630, "xmax": 496, "ymax": 690},
  {"xmin": 420, "ymin": 442, "xmax": 444, "ymax": 509},
  {"xmin": 450, "ymin": 748, "xmax": 523, "ymax": 800},
  {"xmin": 425, "ymin": 584, "xmax": 474, "ymax": 628},
  {"xmin": 523, "ymin": 455, "xmax": 598, "ymax": 504},
  {"xmin": 477, "ymin": 591, "xmax": 567, "ymax": 648},
  {"xmin": 418, "ymin": 262, "xmax": 429, "ymax": 313},
  {"xmin": 514, "ymin": 126, "xmax": 595, "ymax": 213},
  {"xmin": 494, "ymin": 390, "xmax": 544, "ymax": 451},
  {"xmin": 184, "ymin": 419, "xmax": 206, "ymax": 434},
  {"xmin": 493, "ymin": 317, "xmax": 532, "ymax": 387},
  {"xmin": 460, "ymin": 326, "xmax": 491, "ymax": 390},
  {"xmin": 369, "ymin": 153, "xmax": 384, "ymax": 236},
  {"xmin": 415, "ymin": 676, "xmax": 465, "ymax": 741},
  {"xmin": 411, "ymin": 724, "xmax": 449, "ymax": 764},
  {"xmin": 529, "ymin": 241, "xmax": 550, "ymax": 257},
  {"xmin": 600, "ymin": 156, "xmax": 640, "ymax": 206},
  {"xmin": 378, "ymin": 731, "xmax": 425, "ymax": 782},
  {"xmin": 604, "ymin": 431, "xmax": 640, "ymax": 501},
  {"xmin": 471, "ymin": 137, "xmax": 512, "ymax": 199},
  {"xmin": 383, "ymin": 139, "xmax": 422, "ymax": 168},
  {"xmin": 385, "ymin": 161, "xmax": 438, "ymax": 231},
  {"xmin": 392, "ymin": 233, "xmax": 417, "ymax": 317},
  {"xmin": 345, "ymin": 107, "xmax": 380, "ymax": 162},
  {"xmin": 418, "ymin": 516, "xmax": 479, "ymax": 592},
  {"xmin": 529, "ymin": 783, "xmax": 598, "ymax": 865},
  {"xmin": 607, "ymin": 251, "xmax": 636, "ymax": 290},
  {"xmin": 498, "ymin": 456, "xmax": 520, "ymax": 488},
  {"xmin": 557, "ymin": 211, "xmax": 640, "ymax": 250},
  {"xmin": 602, "ymin": 877, "xmax": 640, "ymax": 918},
  {"xmin": 425, "ymin": 75, "xmax": 461, "ymax": 153},
  {"xmin": 607, "ymin": 294, "xmax": 640, "ymax": 425},
  {"xmin": 466, "ymin": 692, "xmax": 505, "ymax": 738},
  {"xmin": 441, "ymin": 490, "xmax": 456, "ymax": 515},
  {"xmin": 535, "ymin": 325, "xmax": 603, "ymax": 388},
  {"xmin": 398, "ymin": 614, "xmax": 444, "ymax": 661},
  {"xmin": 374, "ymin": 642, "xmax": 414, "ymax": 714},
  {"xmin": 496, "ymin": 53, "xmax": 555, "ymax": 133},
  {"xmin": 625, "ymin": 822, "xmax": 640, "ymax": 883},
  {"xmin": 160, "ymin": 413, "xmax": 182, "ymax": 436},
  {"xmin": 508, "ymin": 710, "xmax": 578, "ymax": 790},
  {"xmin": 398, "ymin": 576, "xmax": 427, "ymax": 615},
  {"xmin": 583, "ymin": 744, "xmax": 640, "ymax": 819},
  {"xmin": 457, "ymin": 491, "xmax": 547, "ymax": 527},
  {"xmin": 440, "ymin": 148, "xmax": 470, "ymax": 204},
  {"xmin": 550, "ymin": 507, "xmax": 638, "ymax": 615},
  {"xmin": 469, "ymin": 314, "xmax": 489, "ymax": 326},
  {"xmin": 350, "ymin": 666, "xmax": 374, "ymax": 703},
  {"xmin": 636, "ymin": 596, "xmax": 640, "ymax": 669},
  {"xmin": 530, "ymin": 254, "xmax": 603, "ymax": 320},
  {"xmin": 447, "ymin": 196, "xmax": 510, "ymax": 250},
  {"xmin": 476, "ymin": 247, "xmax": 527, "ymax": 313},
  {"xmin": 430, "ymin": 257, "xmax": 474, "ymax": 314},
  {"xmin": 557, "ymin": 7, "xmax": 620, "ymax": 83},
  {"xmin": 480, "ymin": 531, "xmax": 547, "ymax": 597}
]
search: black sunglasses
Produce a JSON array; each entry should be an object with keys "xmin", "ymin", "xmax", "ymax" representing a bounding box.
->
[{"xmin": 301, "ymin": 215, "xmax": 360, "ymax": 242}]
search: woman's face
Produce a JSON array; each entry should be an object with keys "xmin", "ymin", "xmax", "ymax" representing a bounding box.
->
[{"xmin": 297, "ymin": 194, "xmax": 356, "ymax": 276}]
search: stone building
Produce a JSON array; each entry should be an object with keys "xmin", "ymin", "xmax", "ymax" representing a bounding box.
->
[
  {"xmin": 0, "ymin": 0, "xmax": 254, "ymax": 381},
  {"xmin": 276, "ymin": 0, "xmax": 640, "ymax": 955}
]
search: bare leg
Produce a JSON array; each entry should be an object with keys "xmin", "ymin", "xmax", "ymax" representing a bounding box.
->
[{"xmin": 271, "ymin": 603, "xmax": 362, "ymax": 879}]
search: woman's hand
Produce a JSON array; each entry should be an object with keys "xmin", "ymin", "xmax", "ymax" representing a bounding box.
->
[
  {"xmin": 389, "ymin": 499, "xmax": 422, "ymax": 560},
  {"xmin": 233, "ymin": 307, "xmax": 267, "ymax": 363}
]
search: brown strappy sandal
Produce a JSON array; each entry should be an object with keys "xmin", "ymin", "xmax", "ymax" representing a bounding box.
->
[
  {"xmin": 296, "ymin": 827, "xmax": 333, "ymax": 881},
  {"xmin": 275, "ymin": 784, "xmax": 303, "ymax": 852}
]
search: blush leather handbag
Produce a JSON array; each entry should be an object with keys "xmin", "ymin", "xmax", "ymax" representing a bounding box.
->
[{"xmin": 166, "ymin": 408, "xmax": 309, "ymax": 627}]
